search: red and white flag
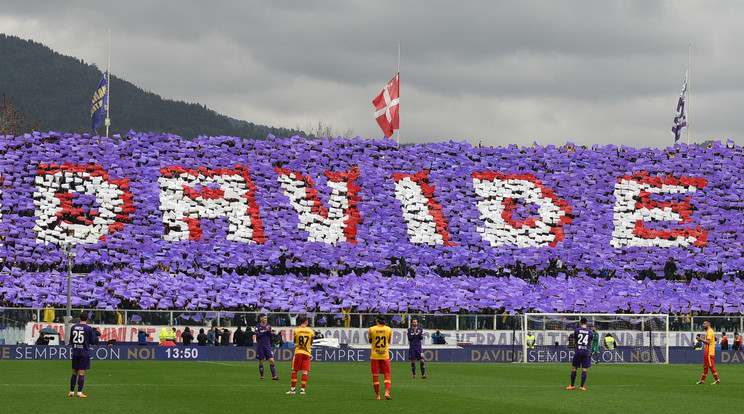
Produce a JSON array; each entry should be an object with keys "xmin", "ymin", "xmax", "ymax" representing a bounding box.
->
[{"xmin": 372, "ymin": 73, "xmax": 400, "ymax": 138}]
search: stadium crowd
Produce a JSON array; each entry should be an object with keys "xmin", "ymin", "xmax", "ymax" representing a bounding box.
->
[{"xmin": 1, "ymin": 133, "xmax": 744, "ymax": 321}]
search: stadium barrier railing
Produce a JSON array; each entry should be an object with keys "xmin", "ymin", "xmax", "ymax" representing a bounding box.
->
[{"xmin": 3, "ymin": 307, "xmax": 741, "ymax": 333}]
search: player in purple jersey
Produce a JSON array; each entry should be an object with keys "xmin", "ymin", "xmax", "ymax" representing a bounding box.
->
[
  {"xmin": 407, "ymin": 318, "xmax": 426, "ymax": 379},
  {"xmin": 567, "ymin": 317, "xmax": 593, "ymax": 391},
  {"xmin": 68, "ymin": 311, "xmax": 95, "ymax": 397},
  {"xmin": 255, "ymin": 313, "xmax": 278, "ymax": 380}
]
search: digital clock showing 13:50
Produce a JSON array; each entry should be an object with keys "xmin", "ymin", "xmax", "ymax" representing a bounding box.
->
[{"xmin": 162, "ymin": 347, "xmax": 202, "ymax": 360}]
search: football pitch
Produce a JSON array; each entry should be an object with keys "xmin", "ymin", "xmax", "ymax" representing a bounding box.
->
[{"xmin": 1, "ymin": 361, "xmax": 741, "ymax": 413}]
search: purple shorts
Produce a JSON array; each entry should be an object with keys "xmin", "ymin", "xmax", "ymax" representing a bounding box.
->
[
  {"xmin": 72, "ymin": 355, "xmax": 91, "ymax": 371},
  {"xmin": 255, "ymin": 346, "xmax": 274, "ymax": 360},
  {"xmin": 409, "ymin": 348, "xmax": 423, "ymax": 361},
  {"xmin": 572, "ymin": 352, "xmax": 591, "ymax": 369}
]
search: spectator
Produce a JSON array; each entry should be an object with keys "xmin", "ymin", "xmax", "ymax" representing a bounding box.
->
[
  {"xmin": 243, "ymin": 326, "xmax": 254, "ymax": 347},
  {"xmin": 207, "ymin": 327, "xmax": 216, "ymax": 346},
  {"xmin": 182, "ymin": 327, "xmax": 194, "ymax": 346},
  {"xmin": 272, "ymin": 332, "xmax": 284, "ymax": 348},
  {"xmin": 234, "ymin": 326, "xmax": 244, "ymax": 346},
  {"xmin": 137, "ymin": 329, "xmax": 148, "ymax": 346},
  {"xmin": 720, "ymin": 332, "xmax": 728, "ymax": 350},
  {"xmin": 197, "ymin": 328, "xmax": 207, "ymax": 346},
  {"xmin": 664, "ymin": 257, "xmax": 678, "ymax": 280},
  {"xmin": 221, "ymin": 328, "xmax": 231, "ymax": 346},
  {"xmin": 431, "ymin": 330, "xmax": 446, "ymax": 344},
  {"xmin": 43, "ymin": 304, "xmax": 55, "ymax": 323},
  {"xmin": 733, "ymin": 332, "xmax": 742, "ymax": 350}
]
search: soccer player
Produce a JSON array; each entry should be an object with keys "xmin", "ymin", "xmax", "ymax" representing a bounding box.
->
[
  {"xmin": 69, "ymin": 311, "xmax": 95, "ymax": 397},
  {"xmin": 696, "ymin": 320, "xmax": 720, "ymax": 385},
  {"xmin": 590, "ymin": 326, "xmax": 600, "ymax": 363},
  {"xmin": 255, "ymin": 313, "xmax": 278, "ymax": 380},
  {"xmin": 286, "ymin": 315, "xmax": 314, "ymax": 395},
  {"xmin": 369, "ymin": 314, "xmax": 392, "ymax": 400},
  {"xmin": 567, "ymin": 317, "xmax": 593, "ymax": 391},
  {"xmin": 407, "ymin": 317, "xmax": 426, "ymax": 379}
]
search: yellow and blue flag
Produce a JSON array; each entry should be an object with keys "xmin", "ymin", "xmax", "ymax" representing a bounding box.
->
[{"xmin": 91, "ymin": 71, "xmax": 108, "ymax": 131}]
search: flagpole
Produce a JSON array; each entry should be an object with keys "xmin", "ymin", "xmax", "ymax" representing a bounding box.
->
[
  {"xmin": 687, "ymin": 41, "xmax": 691, "ymax": 145},
  {"xmin": 397, "ymin": 41, "xmax": 401, "ymax": 146},
  {"xmin": 105, "ymin": 29, "xmax": 111, "ymax": 138}
]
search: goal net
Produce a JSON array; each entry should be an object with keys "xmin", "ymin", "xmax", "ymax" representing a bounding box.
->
[{"xmin": 522, "ymin": 313, "xmax": 669, "ymax": 364}]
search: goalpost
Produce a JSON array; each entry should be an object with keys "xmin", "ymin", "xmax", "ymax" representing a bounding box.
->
[{"xmin": 522, "ymin": 313, "xmax": 669, "ymax": 364}]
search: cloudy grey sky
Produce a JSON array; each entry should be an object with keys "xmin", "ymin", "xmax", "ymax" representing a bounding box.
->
[{"xmin": 1, "ymin": 0, "xmax": 741, "ymax": 148}]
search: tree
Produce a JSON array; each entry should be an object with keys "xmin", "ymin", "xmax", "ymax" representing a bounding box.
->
[
  {"xmin": 0, "ymin": 93, "xmax": 40, "ymax": 135},
  {"xmin": 301, "ymin": 121, "xmax": 356, "ymax": 140}
]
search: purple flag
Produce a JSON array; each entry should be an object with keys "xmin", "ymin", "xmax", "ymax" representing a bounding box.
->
[
  {"xmin": 671, "ymin": 71, "xmax": 688, "ymax": 143},
  {"xmin": 91, "ymin": 71, "xmax": 109, "ymax": 132}
]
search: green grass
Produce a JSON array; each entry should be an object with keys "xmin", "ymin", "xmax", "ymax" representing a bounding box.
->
[{"xmin": 1, "ymin": 361, "xmax": 741, "ymax": 413}]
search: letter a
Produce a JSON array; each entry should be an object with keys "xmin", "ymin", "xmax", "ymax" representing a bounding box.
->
[
  {"xmin": 158, "ymin": 165, "xmax": 265, "ymax": 243},
  {"xmin": 276, "ymin": 167, "xmax": 362, "ymax": 244},
  {"xmin": 391, "ymin": 170, "xmax": 455, "ymax": 246}
]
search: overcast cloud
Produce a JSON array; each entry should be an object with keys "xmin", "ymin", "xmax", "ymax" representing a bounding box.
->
[{"xmin": 1, "ymin": 0, "xmax": 741, "ymax": 148}]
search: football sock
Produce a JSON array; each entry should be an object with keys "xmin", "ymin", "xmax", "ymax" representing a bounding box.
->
[
  {"xmin": 270, "ymin": 364, "xmax": 277, "ymax": 378},
  {"xmin": 384, "ymin": 374, "xmax": 391, "ymax": 393},
  {"xmin": 580, "ymin": 371, "xmax": 587, "ymax": 387},
  {"xmin": 291, "ymin": 372, "xmax": 297, "ymax": 389},
  {"xmin": 411, "ymin": 362, "xmax": 416, "ymax": 375},
  {"xmin": 711, "ymin": 368, "xmax": 719, "ymax": 381},
  {"xmin": 259, "ymin": 365, "xmax": 264, "ymax": 377},
  {"xmin": 420, "ymin": 362, "xmax": 426, "ymax": 376},
  {"xmin": 77, "ymin": 375, "xmax": 85, "ymax": 392},
  {"xmin": 372, "ymin": 374, "xmax": 380, "ymax": 395},
  {"xmin": 301, "ymin": 373, "xmax": 308, "ymax": 389},
  {"xmin": 701, "ymin": 367, "xmax": 708, "ymax": 381},
  {"xmin": 570, "ymin": 371, "xmax": 577, "ymax": 386},
  {"xmin": 70, "ymin": 375, "xmax": 77, "ymax": 392}
]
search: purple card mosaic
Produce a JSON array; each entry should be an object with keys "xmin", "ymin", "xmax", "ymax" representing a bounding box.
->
[{"xmin": 0, "ymin": 132, "xmax": 742, "ymax": 313}]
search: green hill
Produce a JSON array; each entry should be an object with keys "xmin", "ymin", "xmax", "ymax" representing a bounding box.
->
[{"xmin": 0, "ymin": 34, "xmax": 304, "ymax": 139}]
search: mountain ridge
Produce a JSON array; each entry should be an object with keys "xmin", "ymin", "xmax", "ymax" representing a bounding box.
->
[{"xmin": 0, "ymin": 34, "xmax": 304, "ymax": 140}]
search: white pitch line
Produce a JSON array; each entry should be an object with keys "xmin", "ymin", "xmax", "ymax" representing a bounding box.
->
[{"xmin": 198, "ymin": 360, "xmax": 236, "ymax": 366}]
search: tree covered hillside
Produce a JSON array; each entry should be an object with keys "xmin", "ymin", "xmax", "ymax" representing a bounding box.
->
[{"xmin": 0, "ymin": 34, "xmax": 303, "ymax": 139}]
